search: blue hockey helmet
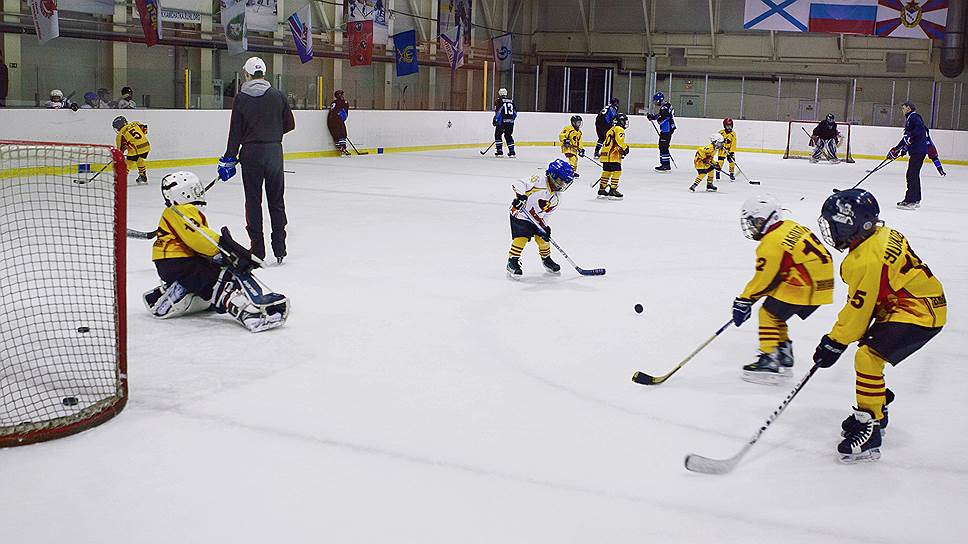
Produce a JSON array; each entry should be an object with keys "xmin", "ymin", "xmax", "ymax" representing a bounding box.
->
[
  {"xmin": 652, "ymin": 91, "xmax": 665, "ymax": 104},
  {"xmin": 818, "ymin": 189, "xmax": 880, "ymax": 251},
  {"xmin": 84, "ymin": 91, "xmax": 98, "ymax": 103},
  {"xmin": 546, "ymin": 159, "xmax": 575, "ymax": 192}
]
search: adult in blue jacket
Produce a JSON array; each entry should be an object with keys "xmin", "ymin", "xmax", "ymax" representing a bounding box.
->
[{"xmin": 888, "ymin": 101, "xmax": 928, "ymax": 210}]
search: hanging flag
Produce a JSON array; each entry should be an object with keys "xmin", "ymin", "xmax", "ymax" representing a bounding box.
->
[
  {"xmin": 438, "ymin": 0, "xmax": 472, "ymax": 47},
  {"xmin": 347, "ymin": 0, "xmax": 388, "ymax": 45},
  {"xmin": 744, "ymin": 0, "xmax": 809, "ymax": 32},
  {"xmin": 28, "ymin": 0, "xmax": 60, "ymax": 44},
  {"xmin": 876, "ymin": 0, "xmax": 948, "ymax": 40},
  {"xmin": 491, "ymin": 32, "xmax": 512, "ymax": 71},
  {"xmin": 808, "ymin": 1, "xmax": 878, "ymax": 34},
  {"xmin": 347, "ymin": 20, "xmax": 373, "ymax": 67},
  {"xmin": 440, "ymin": 25, "xmax": 465, "ymax": 71},
  {"xmin": 134, "ymin": 0, "xmax": 163, "ymax": 47},
  {"xmin": 222, "ymin": 0, "xmax": 248, "ymax": 55},
  {"xmin": 288, "ymin": 5, "xmax": 313, "ymax": 64},
  {"xmin": 393, "ymin": 29, "xmax": 419, "ymax": 77}
]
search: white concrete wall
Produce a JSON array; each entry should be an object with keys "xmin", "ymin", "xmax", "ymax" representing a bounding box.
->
[{"xmin": 1, "ymin": 109, "xmax": 966, "ymax": 163}]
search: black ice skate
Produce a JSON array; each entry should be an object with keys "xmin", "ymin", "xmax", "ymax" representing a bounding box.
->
[
  {"xmin": 896, "ymin": 201, "xmax": 920, "ymax": 210},
  {"xmin": 706, "ymin": 183, "xmax": 718, "ymax": 192},
  {"xmin": 842, "ymin": 389, "xmax": 893, "ymax": 437},
  {"xmin": 689, "ymin": 182, "xmax": 699, "ymax": 192},
  {"xmin": 727, "ymin": 172, "xmax": 736, "ymax": 181},
  {"xmin": 655, "ymin": 164, "xmax": 671, "ymax": 172},
  {"xmin": 508, "ymin": 149, "xmax": 516, "ymax": 158},
  {"xmin": 573, "ymin": 172, "xmax": 581, "ymax": 178},
  {"xmin": 777, "ymin": 340, "xmax": 794, "ymax": 376},
  {"xmin": 541, "ymin": 256, "xmax": 561, "ymax": 274},
  {"xmin": 506, "ymin": 256, "xmax": 523, "ymax": 279},
  {"xmin": 742, "ymin": 351, "xmax": 786, "ymax": 385},
  {"xmin": 608, "ymin": 188, "xmax": 624, "ymax": 200},
  {"xmin": 597, "ymin": 187, "xmax": 610, "ymax": 199},
  {"xmin": 495, "ymin": 147, "xmax": 504, "ymax": 157},
  {"xmin": 136, "ymin": 174, "xmax": 148, "ymax": 185},
  {"xmin": 838, "ymin": 409, "xmax": 882, "ymax": 463}
]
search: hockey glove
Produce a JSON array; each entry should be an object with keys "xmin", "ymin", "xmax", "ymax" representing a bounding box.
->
[
  {"xmin": 887, "ymin": 146, "xmax": 906, "ymax": 160},
  {"xmin": 813, "ymin": 335, "xmax": 846, "ymax": 368},
  {"xmin": 727, "ymin": 152, "xmax": 736, "ymax": 162},
  {"xmin": 621, "ymin": 147, "xmax": 629, "ymax": 157},
  {"xmin": 731, "ymin": 297, "xmax": 753, "ymax": 327},
  {"xmin": 217, "ymin": 227, "xmax": 260, "ymax": 275},
  {"xmin": 218, "ymin": 156, "xmax": 239, "ymax": 181},
  {"xmin": 577, "ymin": 148, "xmax": 585, "ymax": 157},
  {"xmin": 511, "ymin": 193, "xmax": 528, "ymax": 212},
  {"xmin": 809, "ymin": 136, "xmax": 818, "ymax": 147},
  {"xmin": 538, "ymin": 225, "xmax": 551, "ymax": 241},
  {"xmin": 646, "ymin": 113, "xmax": 657, "ymax": 121}
]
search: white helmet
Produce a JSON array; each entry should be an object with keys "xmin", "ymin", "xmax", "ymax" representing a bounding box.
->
[
  {"xmin": 498, "ymin": 88, "xmax": 508, "ymax": 97},
  {"xmin": 740, "ymin": 195, "xmax": 783, "ymax": 241},
  {"xmin": 50, "ymin": 89, "xmax": 64, "ymax": 100},
  {"xmin": 710, "ymin": 133, "xmax": 724, "ymax": 149},
  {"xmin": 162, "ymin": 171, "xmax": 207, "ymax": 206}
]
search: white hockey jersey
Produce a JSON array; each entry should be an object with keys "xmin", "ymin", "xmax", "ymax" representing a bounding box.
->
[{"xmin": 510, "ymin": 174, "xmax": 559, "ymax": 228}]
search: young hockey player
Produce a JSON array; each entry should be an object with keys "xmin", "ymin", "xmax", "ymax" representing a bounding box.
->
[
  {"xmin": 328, "ymin": 90, "xmax": 350, "ymax": 156},
  {"xmin": 144, "ymin": 171, "xmax": 289, "ymax": 332},
  {"xmin": 493, "ymin": 88, "xmax": 517, "ymax": 157},
  {"xmin": 113, "ymin": 115, "xmax": 151, "ymax": 185},
  {"xmin": 506, "ymin": 159, "xmax": 575, "ymax": 279},
  {"xmin": 813, "ymin": 189, "xmax": 945, "ymax": 463},
  {"xmin": 594, "ymin": 98, "xmax": 620, "ymax": 158},
  {"xmin": 810, "ymin": 114, "xmax": 841, "ymax": 163},
  {"xmin": 690, "ymin": 134, "xmax": 722, "ymax": 193},
  {"xmin": 597, "ymin": 113, "xmax": 629, "ymax": 200},
  {"xmin": 732, "ymin": 195, "xmax": 834, "ymax": 384},
  {"xmin": 559, "ymin": 115, "xmax": 584, "ymax": 178},
  {"xmin": 647, "ymin": 92, "xmax": 676, "ymax": 171},
  {"xmin": 716, "ymin": 117, "xmax": 737, "ymax": 181},
  {"xmin": 926, "ymin": 137, "xmax": 946, "ymax": 176}
]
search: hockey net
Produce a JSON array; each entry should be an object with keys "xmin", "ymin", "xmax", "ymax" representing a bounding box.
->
[
  {"xmin": 783, "ymin": 120, "xmax": 855, "ymax": 163},
  {"xmin": 0, "ymin": 141, "xmax": 127, "ymax": 447}
]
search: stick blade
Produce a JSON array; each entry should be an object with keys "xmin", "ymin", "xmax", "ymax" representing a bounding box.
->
[
  {"xmin": 684, "ymin": 453, "xmax": 738, "ymax": 475},
  {"xmin": 747, "ymin": 180, "xmax": 761, "ymax": 185},
  {"xmin": 631, "ymin": 371, "xmax": 668, "ymax": 385},
  {"xmin": 577, "ymin": 267, "xmax": 606, "ymax": 276}
]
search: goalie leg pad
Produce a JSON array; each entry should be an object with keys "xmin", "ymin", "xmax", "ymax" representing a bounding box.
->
[
  {"xmin": 144, "ymin": 282, "xmax": 211, "ymax": 319},
  {"xmin": 212, "ymin": 268, "xmax": 289, "ymax": 332}
]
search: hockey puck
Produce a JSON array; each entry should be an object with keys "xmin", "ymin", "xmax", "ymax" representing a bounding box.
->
[
  {"xmin": 77, "ymin": 326, "xmax": 90, "ymax": 333},
  {"xmin": 62, "ymin": 396, "xmax": 79, "ymax": 407},
  {"xmin": 634, "ymin": 303, "xmax": 644, "ymax": 314}
]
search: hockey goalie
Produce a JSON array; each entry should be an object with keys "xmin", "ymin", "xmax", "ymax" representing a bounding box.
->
[
  {"xmin": 809, "ymin": 114, "xmax": 843, "ymax": 164},
  {"xmin": 143, "ymin": 172, "xmax": 290, "ymax": 332}
]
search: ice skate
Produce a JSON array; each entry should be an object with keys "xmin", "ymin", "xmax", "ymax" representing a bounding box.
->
[
  {"xmin": 506, "ymin": 256, "xmax": 522, "ymax": 279},
  {"xmin": 838, "ymin": 409, "xmax": 882, "ymax": 464},
  {"xmin": 896, "ymin": 201, "xmax": 920, "ymax": 210},
  {"xmin": 135, "ymin": 174, "xmax": 148, "ymax": 185},
  {"xmin": 777, "ymin": 340, "xmax": 794, "ymax": 376},
  {"xmin": 689, "ymin": 182, "xmax": 699, "ymax": 192},
  {"xmin": 706, "ymin": 183, "xmax": 718, "ymax": 192},
  {"xmin": 608, "ymin": 188, "xmax": 624, "ymax": 200},
  {"xmin": 541, "ymin": 256, "xmax": 561, "ymax": 274},
  {"xmin": 742, "ymin": 351, "xmax": 786, "ymax": 385},
  {"xmin": 842, "ymin": 389, "xmax": 893, "ymax": 437},
  {"xmin": 597, "ymin": 187, "xmax": 610, "ymax": 199},
  {"xmin": 654, "ymin": 164, "xmax": 671, "ymax": 172},
  {"xmin": 727, "ymin": 172, "xmax": 735, "ymax": 181}
]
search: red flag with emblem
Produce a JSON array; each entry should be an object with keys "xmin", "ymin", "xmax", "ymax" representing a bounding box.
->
[{"xmin": 347, "ymin": 20, "xmax": 373, "ymax": 66}]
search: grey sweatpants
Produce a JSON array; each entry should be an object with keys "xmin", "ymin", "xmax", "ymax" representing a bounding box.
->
[{"xmin": 240, "ymin": 142, "xmax": 287, "ymax": 258}]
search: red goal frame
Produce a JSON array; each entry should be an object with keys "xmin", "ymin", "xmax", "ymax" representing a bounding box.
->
[
  {"xmin": 782, "ymin": 120, "xmax": 855, "ymax": 163},
  {"xmin": 0, "ymin": 140, "xmax": 128, "ymax": 447}
]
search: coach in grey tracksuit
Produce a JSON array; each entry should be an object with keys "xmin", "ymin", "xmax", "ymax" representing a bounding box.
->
[{"xmin": 221, "ymin": 57, "xmax": 295, "ymax": 263}]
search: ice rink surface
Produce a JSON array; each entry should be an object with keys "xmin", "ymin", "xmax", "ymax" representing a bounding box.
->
[{"xmin": 2, "ymin": 145, "xmax": 966, "ymax": 543}]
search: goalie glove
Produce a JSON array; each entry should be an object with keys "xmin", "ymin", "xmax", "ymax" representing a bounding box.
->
[
  {"xmin": 809, "ymin": 136, "xmax": 819, "ymax": 147},
  {"xmin": 216, "ymin": 227, "xmax": 260, "ymax": 275}
]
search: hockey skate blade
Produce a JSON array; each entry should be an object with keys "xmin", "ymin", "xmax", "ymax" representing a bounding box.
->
[
  {"xmin": 741, "ymin": 370, "xmax": 788, "ymax": 386},
  {"xmin": 684, "ymin": 453, "xmax": 738, "ymax": 475},
  {"xmin": 838, "ymin": 448, "xmax": 881, "ymax": 464}
]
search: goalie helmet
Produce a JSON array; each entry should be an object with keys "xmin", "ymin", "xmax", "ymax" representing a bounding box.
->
[
  {"xmin": 740, "ymin": 195, "xmax": 783, "ymax": 241},
  {"xmin": 652, "ymin": 91, "xmax": 664, "ymax": 104},
  {"xmin": 710, "ymin": 133, "xmax": 724, "ymax": 149},
  {"xmin": 546, "ymin": 159, "xmax": 575, "ymax": 192},
  {"xmin": 615, "ymin": 113, "xmax": 629, "ymax": 128},
  {"xmin": 498, "ymin": 88, "xmax": 508, "ymax": 97},
  {"xmin": 826, "ymin": 113, "xmax": 835, "ymax": 122},
  {"xmin": 819, "ymin": 189, "xmax": 880, "ymax": 251},
  {"xmin": 50, "ymin": 89, "xmax": 64, "ymax": 100},
  {"xmin": 723, "ymin": 117, "xmax": 734, "ymax": 130},
  {"xmin": 112, "ymin": 116, "xmax": 128, "ymax": 132},
  {"xmin": 161, "ymin": 171, "xmax": 207, "ymax": 207},
  {"xmin": 570, "ymin": 115, "xmax": 582, "ymax": 130}
]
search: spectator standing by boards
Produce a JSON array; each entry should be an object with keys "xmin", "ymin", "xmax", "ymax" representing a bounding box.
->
[{"xmin": 218, "ymin": 57, "xmax": 295, "ymax": 264}]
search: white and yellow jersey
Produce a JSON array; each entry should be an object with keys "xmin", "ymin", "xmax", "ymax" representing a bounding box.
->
[
  {"xmin": 510, "ymin": 175, "xmax": 559, "ymax": 225},
  {"xmin": 152, "ymin": 204, "xmax": 221, "ymax": 261}
]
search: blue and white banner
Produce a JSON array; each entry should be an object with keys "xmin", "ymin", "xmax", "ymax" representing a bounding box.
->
[
  {"xmin": 221, "ymin": 0, "xmax": 277, "ymax": 33},
  {"xmin": 288, "ymin": 5, "xmax": 313, "ymax": 63},
  {"xmin": 222, "ymin": 0, "xmax": 248, "ymax": 55},
  {"xmin": 28, "ymin": 0, "xmax": 60, "ymax": 44},
  {"xmin": 744, "ymin": 0, "xmax": 810, "ymax": 32},
  {"xmin": 393, "ymin": 29, "xmax": 419, "ymax": 76},
  {"xmin": 440, "ymin": 24, "xmax": 465, "ymax": 71},
  {"xmin": 491, "ymin": 32, "xmax": 512, "ymax": 71}
]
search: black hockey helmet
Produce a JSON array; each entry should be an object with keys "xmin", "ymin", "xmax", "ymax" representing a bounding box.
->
[
  {"xmin": 570, "ymin": 115, "xmax": 582, "ymax": 129},
  {"xmin": 610, "ymin": 97, "xmax": 620, "ymax": 107},
  {"xmin": 112, "ymin": 116, "xmax": 127, "ymax": 132},
  {"xmin": 615, "ymin": 113, "xmax": 629, "ymax": 128},
  {"xmin": 818, "ymin": 189, "xmax": 880, "ymax": 251},
  {"xmin": 826, "ymin": 113, "xmax": 835, "ymax": 122},
  {"xmin": 121, "ymin": 86, "xmax": 133, "ymax": 97},
  {"xmin": 335, "ymin": 89, "xmax": 345, "ymax": 99}
]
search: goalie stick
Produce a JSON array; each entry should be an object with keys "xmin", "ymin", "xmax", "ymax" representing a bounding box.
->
[
  {"xmin": 684, "ymin": 364, "xmax": 820, "ymax": 474},
  {"xmin": 518, "ymin": 207, "xmax": 605, "ymax": 276},
  {"xmin": 632, "ymin": 319, "xmax": 732, "ymax": 385}
]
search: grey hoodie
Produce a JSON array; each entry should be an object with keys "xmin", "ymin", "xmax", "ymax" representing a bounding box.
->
[{"xmin": 225, "ymin": 78, "xmax": 295, "ymax": 158}]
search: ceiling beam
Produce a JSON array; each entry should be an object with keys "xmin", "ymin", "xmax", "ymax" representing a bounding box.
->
[
  {"xmin": 577, "ymin": 0, "xmax": 592, "ymax": 55},
  {"xmin": 640, "ymin": 0, "xmax": 653, "ymax": 55}
]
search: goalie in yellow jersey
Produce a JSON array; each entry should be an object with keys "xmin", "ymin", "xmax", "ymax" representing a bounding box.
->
[
  {"xmin": 559, "ymin": 115, "xmax": 584, "ymax": 178},
  {"xmin": 113, "ymin": 116, "xmax": 151, "ymax": 185},
  {"xmin": 716, "ymin": 117, "xmax": 737, "ymax": 182},
  {"xmin": 731, "ymin": 195, "xmax": 834, "ymax": 385},
  {"xmin": 813, "ymin": 189, "xmax": 945, "ymax": 463},
  {"xmin": 690, "ymin": 134, "xmax": 723, "ymax": 192},
  {"xmin": 597, "ymin": 113, "xmax": 629, "ymax": 200},
  {"xmin": 143, "ymin": 171, "xmax": 290, "ymax": 332}
]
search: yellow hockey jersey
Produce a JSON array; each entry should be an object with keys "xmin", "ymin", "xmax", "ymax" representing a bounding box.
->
[
  {"xmin": 510, "ymin": 174, "xmax": 559, "ymax": 229},
  {"xmin": 152, "ymin": 204, "xmax": 221, "ymax": 261},
  {"xmin": 718, "ymin": 129, "xmax": 736, "ymax": 157},
  {"xmin": 694, "ymin": 143, "xmax": 716, "ymax": 169},
  {"xmin": 600, "ymin": 126, "xmax": 628, "ymax": 163},
  {"xmin": 828, "ymin": 226, "xmax": 946, "ymax": 345},
  {"xmin": 116, "ymin": 121, "xmax": 151, "ymax": 156},
  {"xmin": 559, "ymin": 125, "xmax": 583, "ymax": 156},
  {"xmin": 740, "ymin": 220, "xmax": 835, "ymax": 306}
]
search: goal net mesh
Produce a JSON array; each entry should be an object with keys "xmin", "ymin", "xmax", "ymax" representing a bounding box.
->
[{"xmin": 0, "ymin": 141, "xmax": 127, "ymax": 447}]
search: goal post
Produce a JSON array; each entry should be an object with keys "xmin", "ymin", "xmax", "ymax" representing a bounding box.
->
[
  {"xmin": 783, "ymin": 120, "xmax": 855, "ymax": 163},
  {"xmin": 0, "ymin": 141, "xmax": 128, "ymax": 447}
]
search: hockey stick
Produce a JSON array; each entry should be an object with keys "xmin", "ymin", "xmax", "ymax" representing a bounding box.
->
[
  {"xmin": 684, "ymin": 364, "xmax": 820, "ymax": 474},
  {"xmin": 72, "ymin": 161, "xmax": 113, "ymax": 185},
  {"xmin": 479, "ymin": 141, "xmax": 496, "ymax": 155},
  {"xmin": 346, "ymin": 138, "xmax": 369, "ymax": 155},
  {"xmin": 732, "ymin": 161, "xmax": 761, "ymax": 185},
  {"xmin": 519, "ymin": 209, "xmax": 605, "ymax": 276},
  {"xmin": 580, "ymin": 153, "xmax": 606, "ymax": 187},
  {"xmin": 801, "ymin": 126, "xmax": 840, "ymax": 162},
  {"xmin": 650, "ymin": 119, "xmax": 678, "ymax": 168},
  {"xmin": 631, "ymin": 319, "xmax": 732, "ymax": 385},
  {"xmin": 127, "ymin": 177, "xmax": 220, "ymax": 240},
  {"xmin": 833, "ymin": 156, "xmax": 895, "ymax": 193}
]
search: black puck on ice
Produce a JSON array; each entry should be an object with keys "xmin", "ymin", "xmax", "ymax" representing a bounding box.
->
[
  {"xmin": 634, "ymin": 303, "xmax": 644, "ymax": 314},
  {"xmin": 62, "ymin": 396, "xmax": 79, "ymax": 406},
  {"xmin": 77, "ymin": 326, "xmax": 90, "ymax": 333}
]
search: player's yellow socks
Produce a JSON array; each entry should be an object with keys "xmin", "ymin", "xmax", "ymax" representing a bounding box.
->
[
  {"xmin": 509, "ymin": 237, "xmax": 528, "ymax": 258},
  {"xmin": 536, "ymin": 237, "xmax": 551, "ymax": 258},
  {"xmin": 609, "ymin": 171, "xmax": 622, "ymax": 190},
  {"xmin": 855, "ymin": 346, "xmax": 888, "ymax": 420},
  {"xmin": 757, "ymin": 307, "xmax": 787, "ymax": 354}
]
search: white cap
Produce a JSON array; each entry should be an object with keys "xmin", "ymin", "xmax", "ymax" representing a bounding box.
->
[
  {"xmin": 243, "ymin": 57, "xmax": 267, "ymax": 75},
  {"xmin": 498, "ymin": 88, "xmax": 508, "ymax": 97}
]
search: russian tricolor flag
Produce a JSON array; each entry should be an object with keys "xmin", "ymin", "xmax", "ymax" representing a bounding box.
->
[{"xmin": 808, "ymin": 1, "xmax": 878, "ymax": 35}]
